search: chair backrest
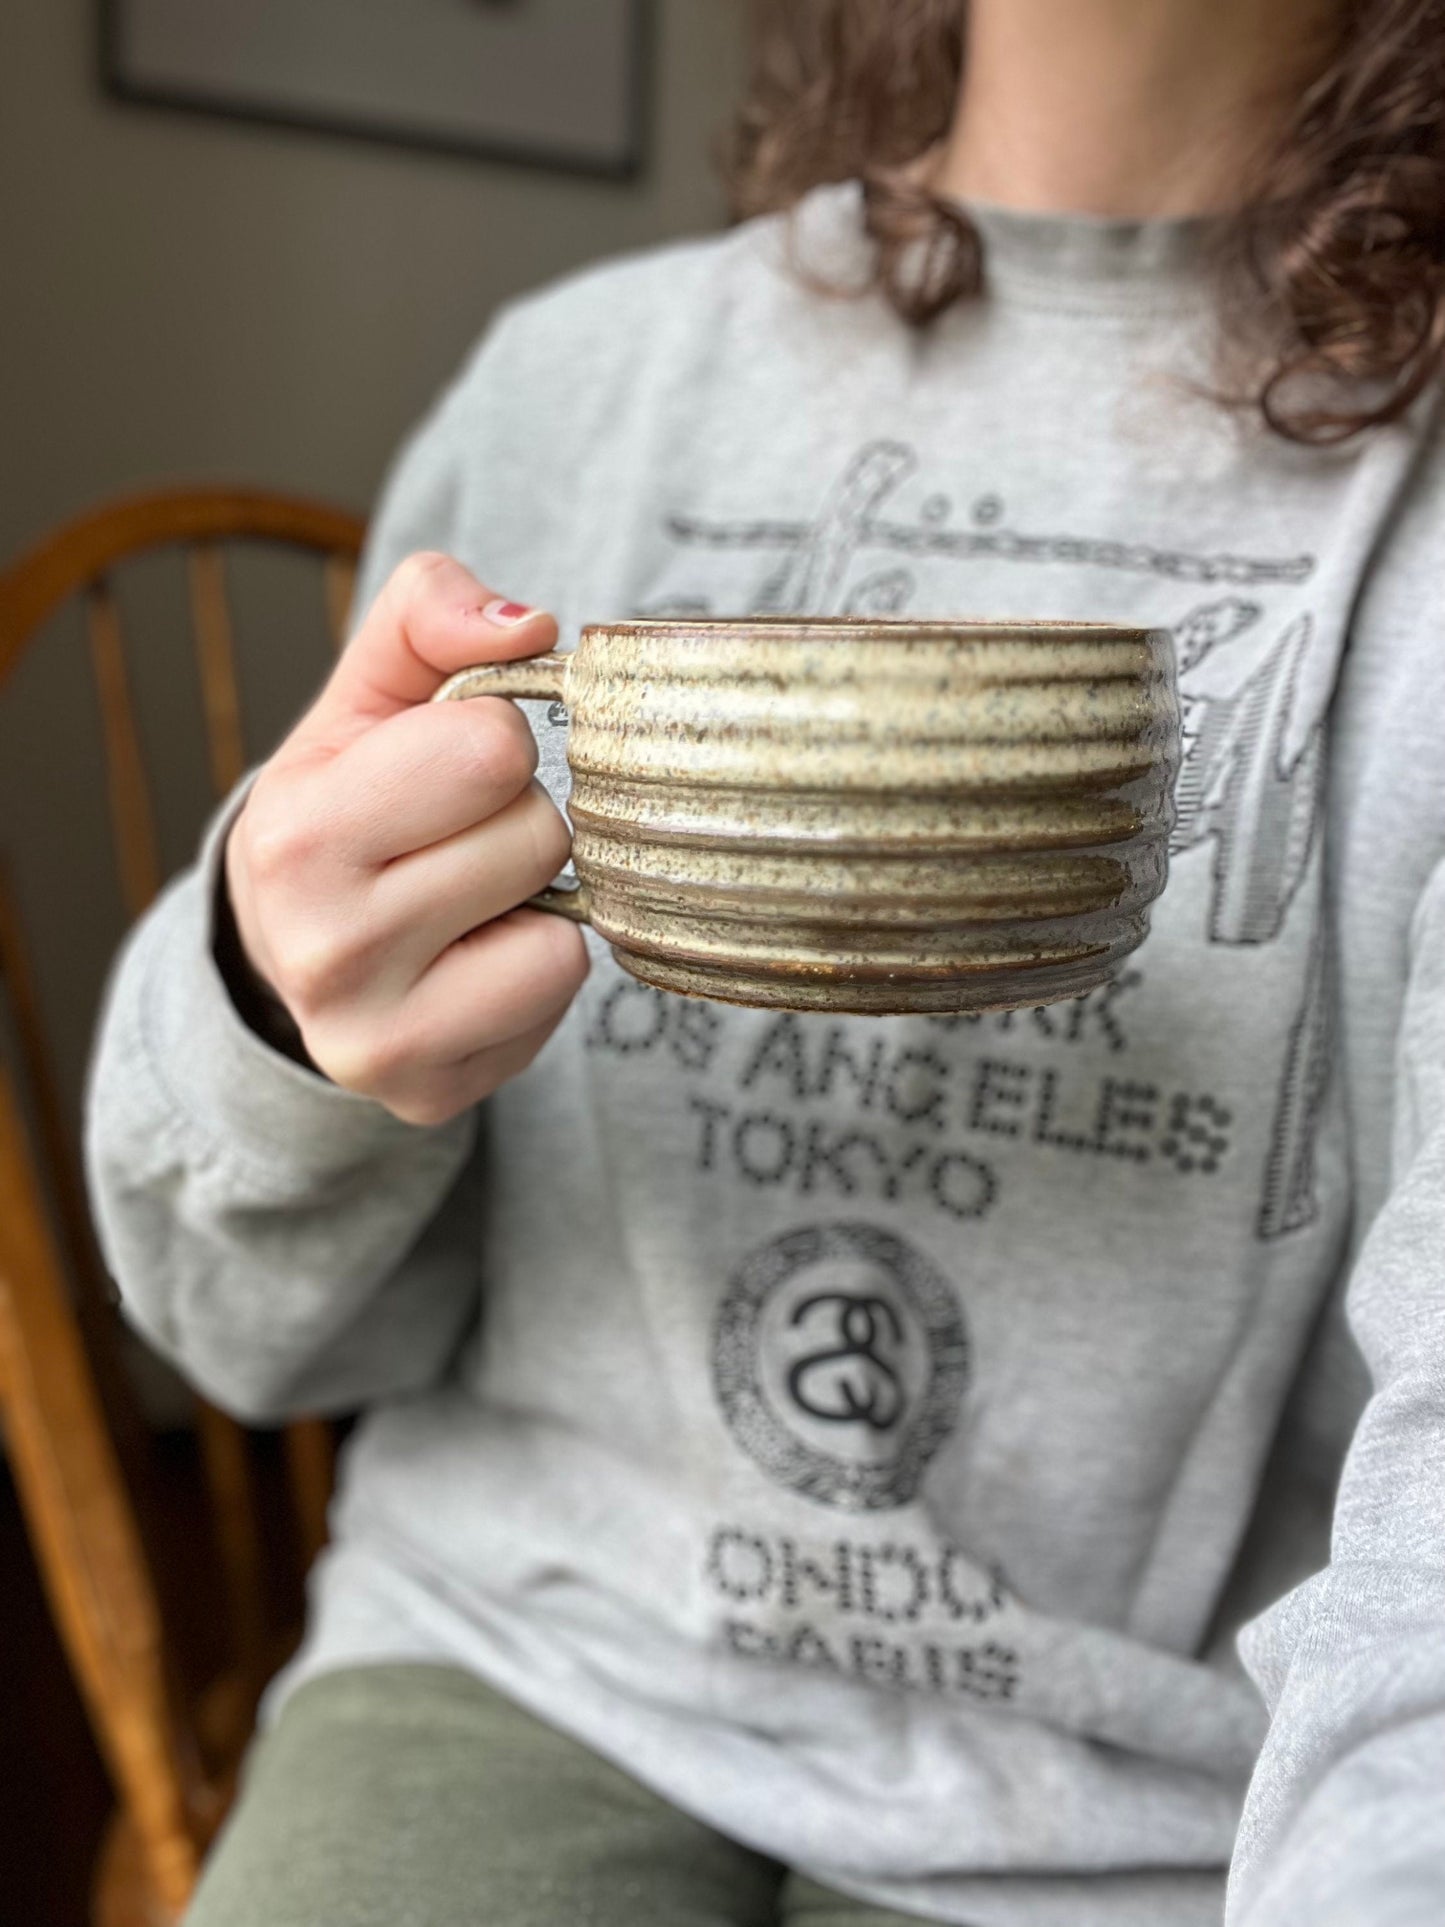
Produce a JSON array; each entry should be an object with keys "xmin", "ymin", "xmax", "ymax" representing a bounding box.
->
[{"xmin": 0, "ymin": 488, "xmax": 366, "ymax": 1916}]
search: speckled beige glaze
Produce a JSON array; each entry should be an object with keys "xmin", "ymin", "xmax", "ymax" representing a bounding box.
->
[{"xmin": 435, "ymin": 618, "xmax": 1180, "ymax": 1014}]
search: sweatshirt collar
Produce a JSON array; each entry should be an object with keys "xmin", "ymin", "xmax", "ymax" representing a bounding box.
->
[
  {"xmin": 961, "ymin": 196, "xmax": 1216, "ymax": 315},
  {"xmin": 793, "ymin": 183, "xmax": 1215, "ymax": 320}
]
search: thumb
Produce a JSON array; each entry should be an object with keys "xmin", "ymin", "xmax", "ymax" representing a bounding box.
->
[{"xmin": 300, "ymin": 551, "xmax": 558, "ymax": 749}]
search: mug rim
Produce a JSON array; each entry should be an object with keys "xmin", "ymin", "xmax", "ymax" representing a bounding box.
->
[{"xmin": 585, "ymin": 616, "xmax": 1169, "ymax": 642}]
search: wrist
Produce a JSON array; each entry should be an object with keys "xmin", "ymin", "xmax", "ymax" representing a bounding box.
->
[{"xmin": 212, "ymin": 841, "xmax": 320, "ymax": 1073}]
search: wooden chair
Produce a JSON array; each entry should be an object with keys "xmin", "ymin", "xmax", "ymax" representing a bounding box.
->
[{"xmin": 0, "ymin": 488, "xmax": 366, "ymax": 1925}]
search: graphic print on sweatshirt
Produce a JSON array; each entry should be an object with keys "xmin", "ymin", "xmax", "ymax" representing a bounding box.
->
[
  {"xmin": 636, "ymin": 438, "xmax": 1335, "ymax": 1242},
  {"xmin": 563, "ymin": 440, "xmax": 1345, "ymax": 1713},
  {"xmin": 712, "ymin": 1219, "xmax": 970, "ymax": 1510}
]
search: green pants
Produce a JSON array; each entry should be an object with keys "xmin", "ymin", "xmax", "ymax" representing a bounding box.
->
[{"xmin": 188, "ymin": 1664, "xmax": 931, "ymax": 1927}]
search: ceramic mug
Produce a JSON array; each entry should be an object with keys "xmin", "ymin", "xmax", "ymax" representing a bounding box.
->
[{"xmin": 434, "ymin": 618, "xmax": 1180, "ymax": 1015}]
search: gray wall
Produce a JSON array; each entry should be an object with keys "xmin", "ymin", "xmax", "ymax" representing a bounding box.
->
[
  {"xmin": 0, "ymin": 0, "xmax": 745, "ymax": 1124},
  {"xmin": 1, "ymin": 0, "xmax": 742, "ymax": 552}
]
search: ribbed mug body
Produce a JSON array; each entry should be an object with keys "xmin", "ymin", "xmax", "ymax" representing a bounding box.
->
[{"xmin": 562, "ymin": 619, "xmax": 1179, "ymax": 1014}]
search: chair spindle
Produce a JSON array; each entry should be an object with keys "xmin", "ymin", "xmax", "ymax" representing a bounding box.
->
[
  {"xmin": 195, "ymin": 1401, "xmax": 271, "ymax": 1706},
  {"xmin": 189, "ymin": 546, "xmax": 246, "ymax": 797},
  {"xmin": 0, "ymin": 856, "xmax": 100, "ymax": 1298},
  {"xmin": 87, "ymin": 581, "xmax": 162, "ymax": 920},
  {"xmin": 324, "ymin": 554, "xmax": 357, "ymax": 654},
  {"xmin": 284, "ymin": 1418, "xmax": 335, "ymax": 1566}
]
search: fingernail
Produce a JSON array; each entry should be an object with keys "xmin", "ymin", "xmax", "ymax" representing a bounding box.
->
[{"xmin": 483, "ymin": 598, "xmax": 537, "ymax": 627}]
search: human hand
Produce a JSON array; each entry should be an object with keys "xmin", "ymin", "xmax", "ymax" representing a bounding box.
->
[{"xmin": 224, "ymin": 553, "xmax": 587, "ymax": 1124}]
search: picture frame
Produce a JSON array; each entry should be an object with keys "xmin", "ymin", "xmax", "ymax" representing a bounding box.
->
[{"xmin": 100, "ymin": 0, "xmax": 652, "ymax": 181}]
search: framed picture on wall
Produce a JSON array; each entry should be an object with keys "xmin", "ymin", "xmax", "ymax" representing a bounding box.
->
[{"xmin": 101, "ymin": 0, "xmax": 652, "ymax": 179}]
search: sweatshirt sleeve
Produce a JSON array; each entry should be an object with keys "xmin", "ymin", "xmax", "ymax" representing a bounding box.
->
[
  {"xmin": 1227, "ymin": 855, "xmax": 1445, "ymax": 1926},
  {"xmin": 82, "ymin": 339, "xmax": 515, "ymax": 1425}
]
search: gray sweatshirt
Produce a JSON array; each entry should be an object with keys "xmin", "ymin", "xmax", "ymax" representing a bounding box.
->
[{"xmin": 87, "ymin": 188, "xmax": 1445, "ymax": 1926}]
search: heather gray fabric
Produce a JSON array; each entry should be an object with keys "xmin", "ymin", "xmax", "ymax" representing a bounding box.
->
[
  {"xmin": 88, "ymin": 188, "xmax": 1445, "ymax": 1926},
  {"xmin": 186, "ymin": 1663, "xmax": 926, "ymax": 1927}
]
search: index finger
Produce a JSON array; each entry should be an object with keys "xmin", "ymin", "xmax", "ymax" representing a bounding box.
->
[{"xmin": 303, "ymin": 552, "xmax": 558, "ymax": 746}]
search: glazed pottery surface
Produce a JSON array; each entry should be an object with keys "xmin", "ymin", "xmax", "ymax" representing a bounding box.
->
[{"xmin": 435, "ymin": 618, "xmax": 1180, "ymax": 1015}]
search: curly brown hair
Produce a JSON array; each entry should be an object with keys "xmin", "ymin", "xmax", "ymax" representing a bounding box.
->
[{"xmin": 724, "ymin": 0, "xmax": 1445, "ymax": 444}]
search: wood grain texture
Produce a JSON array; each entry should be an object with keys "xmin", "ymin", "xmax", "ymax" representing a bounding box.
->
[
  {"xmin": 0, "ymin": 487, "xmax": 365, "ymax": 682},
  {"xmin": 0, "ymin": 1066, "xmax": 201, "ymax": 1918},
  {"xmin": 0, "ymin": 486, "xmax": 366, "ymax": 1920}
]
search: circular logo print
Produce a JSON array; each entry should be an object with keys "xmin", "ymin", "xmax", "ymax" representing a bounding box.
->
[{"xmin": 712, "ymin": 1222, "xmax": 969, "ymax": 1511}]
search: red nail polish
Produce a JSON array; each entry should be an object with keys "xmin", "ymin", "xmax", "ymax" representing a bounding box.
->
[{"xmin": 484, "ymin": 598, "xmax": 535, "ymax": 626}]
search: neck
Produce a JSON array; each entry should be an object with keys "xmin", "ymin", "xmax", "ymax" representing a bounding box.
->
[{"xmin": 933, "ymin": 0, "xmax": 1337, "ymax": 219}]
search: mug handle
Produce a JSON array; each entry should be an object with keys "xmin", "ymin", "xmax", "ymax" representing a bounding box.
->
[{"xmin": 432, "ymin": 654, "xmax": 591, "ymax": 925}]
